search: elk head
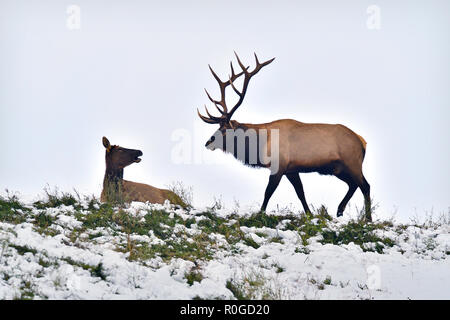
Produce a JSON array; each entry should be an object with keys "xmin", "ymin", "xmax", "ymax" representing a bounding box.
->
[
  {"xmin": 197, "ymin": 52, "xmax": 275, "ymax": 151},
  {"xmin": 102, "ymin": 136, "xmax": 143, "ymax": 170}
]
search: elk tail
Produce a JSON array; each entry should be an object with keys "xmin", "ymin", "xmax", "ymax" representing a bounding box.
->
[{"xmin": 356, "ymin": 133, "xmax": 367, "ymax": 158}]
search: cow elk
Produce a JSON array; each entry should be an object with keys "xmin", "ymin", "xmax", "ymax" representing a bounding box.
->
[
  {"xmin": 101, "ymin": 137, "xmax": 187, "ymax": 208},
  {"xmin": 198, "ymin": 53, "xmax": 372, "ymax": 221}
]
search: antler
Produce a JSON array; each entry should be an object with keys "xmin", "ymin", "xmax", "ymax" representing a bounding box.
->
[{"xmin": 198, "ymin": 52, "xmax": 275, "ymax": 125}]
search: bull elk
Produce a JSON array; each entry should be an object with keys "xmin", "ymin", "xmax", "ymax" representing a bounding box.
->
[
  {"xmin": 197, "ymin": 53, "xmax": 372, "ymax": 221},
  {"xmin": 101, "ymin": 137, "xmax": 187, "ymax": 208}
]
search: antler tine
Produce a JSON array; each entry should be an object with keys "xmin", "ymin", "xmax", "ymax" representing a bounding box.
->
[
  {"xmin": 250, "ymin": 53, "xmax": 275, "ymax": 75},
  {"xmin": 197, "ymin": 108, "xmax": 220, "ymax": 124},
  {"xmin": 226, "ymin": 52, "xmax": 276, "ymax": 120},
  {"xmin": 205, "ymin": 88, "xmax": 228, "ymax": 116},
  {"xmin": 202, "ymin": 60, "xmax": 248, "ymax": 122},
  {"xmin": 199, "ymin": 53, "xmax": 273, "ymax": 125},
  {"xmin": 259, "ymin": 56, "xmax": 276, "ymax": 68},
  {"xmin": 254, "ymin": 52, "xmax": 260, "ymax": 65},
  {"xmin": 208, "ymin": 64, "xmax": 224, "ymax": 85},
  {"xmin": 253, "ymin": 53, "xmax": 275, "ymax": 73},
  {"xmin": 207, "ymin": 64, "xmax": 229, "ymax": 114},
  {"xmin": 214, "ymin": 102, "xmax": 226, "ymax": 115},
  {"xmin": 204, "ymin": 105, "xmax": 223, "ymax": 122},
  {"xmin": 230, "ymin": 61, "xmax": 236, "ymax": 78},
  {"xmin": 204, "ymin": 88, "xmax": 221, "ymax": 106},
  {"xmin": 234, "ymin": 51, "xmax": 248, "ymax": 74},
  {"xmin": 228, "ymin": 75, "xmax": 242, "ymax": 97},
  {"xmin": 230, "ymin": 61, "xmax": 250, "ymax": 82}
]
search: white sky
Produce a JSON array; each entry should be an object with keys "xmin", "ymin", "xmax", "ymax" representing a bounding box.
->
[{"xmin": 1, "ymin": 0, "xmax": 449, "ymax": 221}]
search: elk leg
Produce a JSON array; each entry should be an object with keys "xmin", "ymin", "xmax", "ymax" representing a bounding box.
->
[
  {"xmin": 343, "ymin": 172, "xmax": 372, "ymax": 222},
  {"xmin": 261, "ymin": 173, "xmax": 283, "ymax": 212},
  {"xmin": 360, "ymin": 176, "xmax": 372, "ymax": 222},
  {"xmin": 286, "ymin": 173, "xmax": 311, "ymax": 214},
  {"xmin": 337, "ymin": 182, "xmax": 357, "ymax": 217}
]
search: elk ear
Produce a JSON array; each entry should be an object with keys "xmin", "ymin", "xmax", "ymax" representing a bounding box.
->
[{"xmin": 102, "ymin": 137, "xmax": 111, "ymax": 152}]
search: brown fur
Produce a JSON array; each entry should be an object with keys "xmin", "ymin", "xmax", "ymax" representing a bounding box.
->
[
  {"xmin": 198, "ymin": 54, "xmax": 372, "ymax": 221},
  {"xmin": 100, "ymin": 137, "xmax": 186, "ymax": 207},
  {"xmin": 100, "ymin": 180, "xmax": 179, "ymax": 205}
]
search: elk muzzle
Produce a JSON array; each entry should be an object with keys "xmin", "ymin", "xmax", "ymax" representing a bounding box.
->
[
  {"xmin": 134, "ymin": 150, "xmax": 143, "ymax": 163},
  {"xmin": 205, "ymin": 136, "xmax": 215, "ymax": 149}
]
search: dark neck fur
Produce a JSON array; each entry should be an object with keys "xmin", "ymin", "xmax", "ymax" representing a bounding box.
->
[
  {"xmin": 226, "ymin": 121, "xmax": 267, "ymax": 168},
  {"xmin": 103, "ymin": 167, "xmax": 124, "ymax": 189}
]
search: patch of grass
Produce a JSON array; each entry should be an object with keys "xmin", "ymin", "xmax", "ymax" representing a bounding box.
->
[
  {"xmin": 128, "ymin": 233, "xmax": 214, "ymax": 263},
  {"xmin": 321, "ymin": 220, "xmax": 395, "ymax": 253},
  {"xmin": 270, "ymin": 236, "xmax": 283, "ymax": 244},
  {"xmin": 226, "ymin": 279, "xmax": 249, "ymax": 300},
  {"xmin": 196, "ymin": 211, "xmax": 245, "ymax": 245},
  {"xmin": 298, "ymin": 216, "xmax": 330, "ymax": 245},
  {"xmin": 2, "ymin": 273, "xmax": 11, "ymax": 281},
  {"xmin": 185, "ymin": 268, "xmax": 204, "ymax": 286},
  {"xmin": 0, "ymin": 192, "xmax": 30, "ymax": 224},
  {"xmin": 255, "ymin": 231, "xmax": 267, "ymax": 238},
  {"xmin": 423, "ymin": 237, "xmax": 437, "ymax": 251},
  {"xmin": 167, "ymin": 181, "xmax": 193, "ymax": 209},
  {"xmin": 272, "ymin": 263, "xmax": 285, "ymax": 273},
  {"xmin": 281, "ymin": 206, "xmax": 333, "ymax": 246},
  {"xmin": 38, "ymin": 257, "xmax": 52, "ymax": 268},
  {"xmin": 9, "ymin": 244, "xmax": 38, "ymax": 256},
  {"xmin": 238, "ymin": 212, "xmax": 282, "ymax": 229},
  {"xmin": 33, "ymin": 187, "xmax": 79, "ymax": 210},
  {"xmin": 137, "ymin": 209, "xmax": 186, "ymax": 239},
  {"xmin": 62, "ymin": 257, "xmax": 107, "ymax": 281},
  {"xmin": 226, "ymin": 269, "xmax": 286, "ymax": 300},
  {"xmin": 78, "ymin": 205, "xmax": 195, "ymax": 241},
  {"xmin": 88, "ymin": 232, "xmax": 104, "ymax": 240},
  {"xmin": 313, "ymin": 205, "xmax": 334, "ymax": 221},
  {"xmin": 16, "ymin": 281, "xmax": 35, "ymax": 300},
  {"xmin": 209, "ymin": 196, "xmax": 224, "ymax": 211},
  {"xmin": 34, "ymin": 211, "xmax": 56, "ymax": 229},
  {"xmin": 243, "ymin": 236, "xmax": 260, "ymax": 249},
  {"xmin": 91, "ymin": 263, "xmax": 107, "ymax": 281},
  {"xmin": 75, "ymin": 202, "xmax": 116, "ymax": 230},
  {"xmin": 196, "ymin": 207, "xmax": 333, "ymax": 250},
  {"xmin": 83, "ymin": 194, "xmax": 102, "ymax": 211},
  {"xmin": 295, "ymin": 246, "xmax": 311, "ymax": 254}
]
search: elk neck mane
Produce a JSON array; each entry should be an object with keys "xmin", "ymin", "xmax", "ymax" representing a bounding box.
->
[
  {"xmin": 103, "ymin": 166, "xmax": 124, "ymax": 189},
  {"xmin": 224, "ymin": 121, "xmax": 269, "ymax": 169}
]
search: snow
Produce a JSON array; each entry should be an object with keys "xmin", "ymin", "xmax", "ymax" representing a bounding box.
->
[{"xmin": 0, "ymin": 198, "xmax": 449, "ymax": 300}]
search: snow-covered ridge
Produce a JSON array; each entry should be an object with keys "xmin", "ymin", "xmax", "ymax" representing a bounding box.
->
[{"xmin": 0, "ymin": 192, "xmax": 449, "ymax": 300}]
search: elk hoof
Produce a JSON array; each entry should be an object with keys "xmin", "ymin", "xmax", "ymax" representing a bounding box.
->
[{"xmin": 336, "ymin": 212, "xmax": 343, "ymax": 217}]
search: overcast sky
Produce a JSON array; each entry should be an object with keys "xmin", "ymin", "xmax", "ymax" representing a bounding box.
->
[{"xmin": 1, "ymin": 0, "xmax": 449, "ymax": 221}]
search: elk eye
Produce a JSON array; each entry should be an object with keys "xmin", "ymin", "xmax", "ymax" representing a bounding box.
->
[{"xmin": 210, "ymin": 136, "xmax": 215, "ymax": 142}]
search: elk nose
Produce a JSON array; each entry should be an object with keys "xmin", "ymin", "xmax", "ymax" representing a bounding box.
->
[
  {"xmin": 205, "ymin": 136, "xmax": 215, "ymax": 147},
  {"xmin": 137, "ymin": 150, "xmax": 143, "ymax": 157}
]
